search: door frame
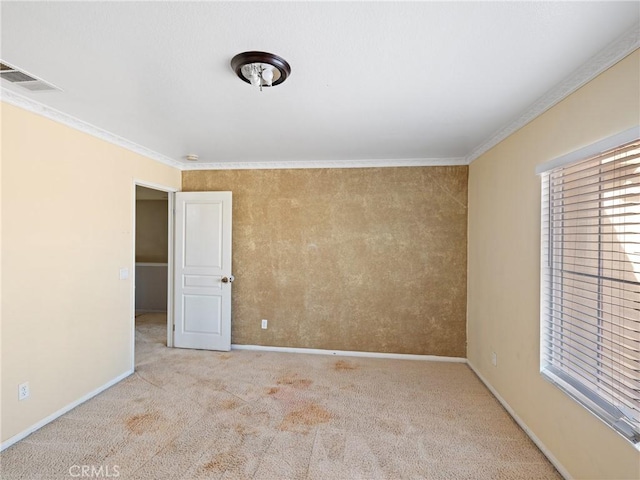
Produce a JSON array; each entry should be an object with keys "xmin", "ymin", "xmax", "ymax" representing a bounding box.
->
[{"xmin": 132, "ymin": 180, "xmax": 178, "ymax": 371}]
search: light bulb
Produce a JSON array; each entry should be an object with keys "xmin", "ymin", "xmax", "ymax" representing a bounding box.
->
[{"xmin": 261, "ymin": 67, "xmax": 274, "ymax": 86}]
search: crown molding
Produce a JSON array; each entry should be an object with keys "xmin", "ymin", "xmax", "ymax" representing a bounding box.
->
[
  {"xmin": 465, "ymin": 23, "xmax": 640, "ymax": 164},
  {"xmin": 181, "ymin": 157, "xmax": 468, "ymax": 171},
  {"xmin": 0, "ymin": 87, "xmax": 183, "ymax": 170}
]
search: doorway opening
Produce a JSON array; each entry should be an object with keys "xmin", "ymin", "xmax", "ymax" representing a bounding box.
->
[{"xmin": 133, "ymin": 183, "xmax": 175, "ymax": 369}]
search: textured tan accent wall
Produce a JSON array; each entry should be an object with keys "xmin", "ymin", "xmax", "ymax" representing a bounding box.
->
[
  {"xmin": 467, "ymin": 50, "xmax": 640, "ymax": 479},
  {"xmin": 135, "ymin": 200, "xmax": 168, "ymax": 263},
  {"xmin": 183, "ymin": 166, "xmax": 467, "ymax": 356}
]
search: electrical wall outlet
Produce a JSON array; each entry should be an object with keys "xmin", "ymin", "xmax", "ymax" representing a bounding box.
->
[
  {"xmin": 491, "ymin": 352, "xmax": 498, "ymax": 367},
  {"xmin": 261, "ymin": 319, "xmax": 268, "ymax": 329},
  {"xmin": 18, "ymin": 382, "xmax": 30, "ymax": 400}
]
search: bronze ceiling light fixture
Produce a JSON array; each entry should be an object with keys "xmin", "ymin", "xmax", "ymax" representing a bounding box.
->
[{"xmin": 230, "ymin": 51, "xmax": 291, "ymax": 91}]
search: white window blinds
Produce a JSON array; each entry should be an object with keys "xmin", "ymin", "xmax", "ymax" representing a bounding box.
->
[{"xmin": 540, "ymin": 133, "xmax": 640, "ymax": 445}]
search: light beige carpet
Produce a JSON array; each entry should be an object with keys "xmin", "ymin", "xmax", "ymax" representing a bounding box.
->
[{"xmin": 0, "ymin": 313, "xmax": 561, "ymax": 479}]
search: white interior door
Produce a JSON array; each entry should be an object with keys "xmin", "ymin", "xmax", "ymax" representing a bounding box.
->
[{"xmin": 173, "ymin": 192, "xmax": 232, "ymax": 351}]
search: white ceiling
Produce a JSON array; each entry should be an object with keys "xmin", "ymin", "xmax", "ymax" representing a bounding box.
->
[{"xmin": 1, "ymin": 1, "xmax": 639, "ymax": 169}]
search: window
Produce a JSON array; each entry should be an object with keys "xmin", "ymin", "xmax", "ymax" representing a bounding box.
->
[{"xmin": 538, "ymin": 128, "xmax": 640, "ymax": 445}]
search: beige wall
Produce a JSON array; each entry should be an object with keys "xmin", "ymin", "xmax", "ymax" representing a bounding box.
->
[
  {"xmin": 467, "ymin": 50, "xmax": 640, "ymax": 480},
  {"xmin": 135, "ymin": 199, "xmax": 169, "ymax": 263},
  {"xmin": 183, "ymin": 166, "xmax": 468, "ymax": 356},
  {"xmin": 0, "ymin": 102, "xmax": 181, "ymax": 444}
]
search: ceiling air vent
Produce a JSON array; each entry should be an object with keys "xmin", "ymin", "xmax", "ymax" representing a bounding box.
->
[{"xmin": 0, "ymin": 61, "xmax": 60, "ymax": 92}]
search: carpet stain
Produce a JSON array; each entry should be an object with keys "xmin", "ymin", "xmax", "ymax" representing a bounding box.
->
[
  {"xmin": 279, "ymin": 402, "xmax": 332, "ymax": 432},
  {"xmin": 334, "ymin": 360, "xmax": 358, "ymax": 371},
  {"xmin": 234, "ymin": 423, "xmax": 258, "ymax": 436},
  {"xmin": 277, "ymin": 375, "xmax": 312, "ymax": 389},
  {"xmin": 202, "ymin": 451, "xmax": 247, "ymax": 474},
  {"xmin": 218, "ymin": 353, "xmax": 232, "ymax": 360},
  {"xmin": 220, "ymin": 399, "xmax": 241, "ymax": 410},
  {"xmin": 125, "ymin": 412, "xmax": 160, "ymax": 435},
  {"xmin": 267, "ymin": 387, "xmax": 279, "ymax": 395}
]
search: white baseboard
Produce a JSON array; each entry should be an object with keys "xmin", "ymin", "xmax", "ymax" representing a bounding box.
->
[
  {"xmin": 231, "ymin": 344, "xmax": 466, "ymax": 363},
  {"xmin": 0, "ymin": 369, "xmax": 133, "ymax": 452},
  {"xmin": 466, "ymin": 360, "xmax": 571, "ymax": 480}
]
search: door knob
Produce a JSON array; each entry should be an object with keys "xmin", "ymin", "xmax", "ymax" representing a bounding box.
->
[{"xmin": 221, "ymin": 275, "xmax": 235, "ymax": 283}]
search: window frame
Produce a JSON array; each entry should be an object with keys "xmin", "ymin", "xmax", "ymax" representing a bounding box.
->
[{"xmin": 537, "ymin": 126, "xmax": 640, "ymax": 448}]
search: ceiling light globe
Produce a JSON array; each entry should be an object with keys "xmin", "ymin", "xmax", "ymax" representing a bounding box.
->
[{"xmin": 231, "ymin": 52, "xmax": 291, "ymax": 89}]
